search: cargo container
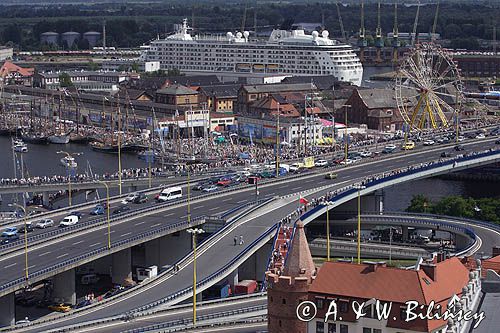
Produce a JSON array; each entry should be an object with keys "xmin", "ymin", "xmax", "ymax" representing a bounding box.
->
[
  {"xmin": 204, "ymin": 281, "xmax": 232, "ymax": 299},
  {"xmin": 234, "ymin": 280, "xmax": 257, "ymax": 295}
]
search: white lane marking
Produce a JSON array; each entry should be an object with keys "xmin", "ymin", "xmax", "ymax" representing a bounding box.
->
[
  {"xmin": 4, "ymin": 263, "xmax": 17, "ymax": 269},
  {"xmin": 237, "ymin": 200, "xmax": 247, "ymax": 204},
  {"xmin": 222, "ymin": 198, "xmax": 232, "ymax": 202},
  {"xmin": 72, "ymin": 240, "xmax": 84, "ymax": 245},
  {"xmin": 151, "ymin": 223, "xmax": 162, "ymax": 228},
  {"xmin": 193, "ymin": 205, "xmax": 204, "ymax": 210},
  {"xmin": 39, "ymin": 251, "xmax": 51, "ymax": 257},
  {"xmin": 89, "ymin": 242, "xmax": 101, "ymax": 247},
  {"xmin": 291, "ymin": 187, "xmax": 302, "ymax": 190},
  {"xmin": 56, "ymin": 253, "xmax": 68, "ymax": 259},
  {"xmin": 279, "ymin": 185, "xmax": 288, "ymax": 189},
  {"xmin": 135, "ymin": 221, "xmax": 146, "ymax": 226},
  {"xmin": 25, "ymin": 265, "xmax": 36, "ymax": 270},
  {"xmin": 104, "ymin": 230, "xmax": 116, "ymax": 235},
  {"xmin": 120, "ymin": 232, "xmax": 132, "ymax": 237},
  {"xmin": 209, "ymin": 206, "xmax": 220, "ymax": 211},
  {"xmin": 164, "ymin": 212, "xmax": 175, "ymax": 217}
]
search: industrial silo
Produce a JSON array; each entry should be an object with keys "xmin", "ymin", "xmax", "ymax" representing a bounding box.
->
[
  {"xmin": 83, "ymin": 31, "xmax": 101, "ymax": 48},
  {"xmin": 40, "ymin": 32, "xmax": 59, "ymax": 45},
  {"xmin": 61, "ymin": 31, "xmax": 81, "ymax": 49}
]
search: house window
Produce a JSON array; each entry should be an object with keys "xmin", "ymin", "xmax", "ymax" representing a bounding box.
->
[
  {"xmin": 316, "ymin": 297, "xmax": 324, "ymax": 309},
  {"xmin": 316, "ymin": 321, "xmax": 325, "ymax": 333},
  {"xmin": 340, "ymin": 324, "xmax": 348, "ymax": 333},
  {"xmin": 373, "ymin": 329, "xmax": 381, "ymax": 333},
  {"xmin": 339, "ymin": 301, "xmax": 349, "ymax": 313},
  {"xmin": 282, "ymin": 298, "xmax": 286, "ymax": 304},
  {"xmin": 363, "ymin": 328, "xmax": 371, "ymax": 333},
  {"xmin": 328, "ymin": 323, "xmax": 337, "ymax": 333}
]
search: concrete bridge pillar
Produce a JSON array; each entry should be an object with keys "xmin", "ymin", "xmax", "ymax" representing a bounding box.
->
[
  {"xmin": 402, "ymin": 226, "xmax": 409, "ymax": 242},
  {"xmin": 42, "ymin": 192, "xmax": 50, "ymax": 207},
  {"xmin": 111, "ymin": 248, "xmax": 132, "ymax": 285},
  {"xmin": 146, "ymin": 232, "xmax": 192, "ymax": 269},
  {"xmin": 144, "ymin": 238, "xmax": 160, "ymax": 268},
  {"xmin": 0, "ymin": 293, "xmax": 15, "ymax": 327},
  {"xmin": 237, "ymin": 242, "xmax": 271, "ymax": 282},
  {"xmin": 52, "ymin": 269, "xmax": 76, "ymax": 305},
  {"xmin": 455, "ymin": 234, "xmax": 470, "ymax": 251},
  {"xmin": 375, "ymin": 189, "xmax": 384, "ymax": 214}
]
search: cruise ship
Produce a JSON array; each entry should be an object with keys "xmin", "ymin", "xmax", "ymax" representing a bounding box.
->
[{"xmin": 142, "ymin": 19, "xmax": 363, "ymax": 86}]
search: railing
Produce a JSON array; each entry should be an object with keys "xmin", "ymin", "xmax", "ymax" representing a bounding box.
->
[
  {"xmin": 123, "ymin": 305, "xmax": 267, "ymax": 333},
  {"xmin": 130, "ymin": 222, "xmax": 279, "ymax": 313}
]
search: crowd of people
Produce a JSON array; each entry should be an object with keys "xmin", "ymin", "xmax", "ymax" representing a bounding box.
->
[{"xmin": 267, "ymin": 146, "xmax": 499, "ymax": 275}]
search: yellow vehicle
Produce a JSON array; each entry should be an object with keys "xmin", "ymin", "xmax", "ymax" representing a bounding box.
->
[
  {"xmin": 48, "ymin": 303, "xmax": 72, "ymax": 313},
  {"xmin": 324, "ymin": 172, "xmax": 338, "ymax": 180},
  {"xmin": 402, "ymin": 141, "xmax": 415, "ymax": 150}
]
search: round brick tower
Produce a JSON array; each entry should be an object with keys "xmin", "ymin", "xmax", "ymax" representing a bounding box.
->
[{"xmin": 266, "ymin": 221, "xmax": 316, "ymax": 333}]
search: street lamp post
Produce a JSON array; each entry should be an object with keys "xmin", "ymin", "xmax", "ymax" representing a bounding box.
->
[
  {"xmin": 353, "ymin": 184, "xmax": 366, "ymax": 264},
  {"xmin": 57, "ymin": 151, "xmax": 82, "ymax": 207},
  {"xmin": 9, "ymin": 203, "xmax": 29, "ymax": 285},
  {"xmin": 325, "ymin": 202, "xmax": 335, "ymax": 262},
  {"xmin": 95, "ymin": 180, "xmax": 111, "ymax": 249},
  {"xmin": 344, "ymin": 105, "xmax": 352, "ymax": 161},
  {"xmin": 187, "ymin": 228, "xmax": 205, "ymax": 326}
]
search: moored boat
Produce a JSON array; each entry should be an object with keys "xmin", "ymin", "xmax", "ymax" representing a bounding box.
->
[
  {"xmin": 21, "ymin": 131, "xmax": 48, "ymax": 144},
  {"xmin": 60, "ymin": 155, "xmax": 77, "ymax": 168},
  {"xmin": 13, "ymin": 139, "xmax": 28, "ymax": 153},
  {"xmin": 48, "ymin": 133, "xmax": 70, "ymax": 144}
]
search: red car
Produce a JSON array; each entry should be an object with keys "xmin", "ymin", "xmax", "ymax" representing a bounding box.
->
[{"xmin": 217, "ymin": 178, "xmax": 232, "ymax": 186}]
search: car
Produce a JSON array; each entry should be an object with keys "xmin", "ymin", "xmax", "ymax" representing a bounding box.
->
[
  {"xmin": 351, "ymin": 156, "xmax": 362, "ymax": 162},
  {"xmin": 121, "ymin": 192, "xmax": 140, "ymax": 204},
  {"xmin": 314, "ymin": 159, "xmax": 328, "ymax": 167},
  {"xmin": 454, "ymin": 145, "xmax": 465, "ymax": 151},
  {"xmin": 457, "ymin": 136, "xmax": 465, "ymax": 142},
  {"xmin": 382, "ymin": 144, "xmax": 397, "ymax": 153},
  {"xmin": 48, "ymin": 303, "xmax": 72, "ymax": 313},
  {"xmin": 359, "ymin": 151, "xmax": 372, "ymax": 158},
  {"xmin": 217, "ymin": 178, "xmax": 232, "ymax": 186},
  {"xmin": 259, "ymin": 171, "xmax": 275, "ymax": 178},
  {"xmin": 289, "ymin": 162, "xmax": 304, "ymax": 172},
  {"xmin": 194, "ymin": 182, "xmax": 210, "ymax": 191},
  {"xmin": 475, "ymin": 133, "xmax": 485, "ymax": 139},
  {"xmin": 1, "ymin": 234, "xmax": 19, "ymax": 245},
  {"xmin": 324, "ymin": 173, "xmax": 338, "ymax": 180},
  {"xmin": 496, "ymin": 139, "xmax": 500, "ymax": 144},
  {"xmin": 2, "ymin": 227, "xmax": 18, "ymax": 237},
  {"xmin": 59, "ymin": 215, "xmax": 79, "ymax": 227},
  {"xmin": 15, "ymin": 318, "xmax": 30, "ymax": 325},
  {"xmin": 90, "ymin": 205, "xmax": 105, "ymax": 215},
  {"xmin": 423, "ymin": 139, "xmax": 435, "ymax": 146},
  {"xmin": 402, "ymin": 141, "xmax": 415, "ymax": 150},
  {"xmin": 112, "ymin": 205, "xmax": 130, "ymax": 215},
  {"xmin": 441, "ymin": 152, "xmax": 452, "ymax": 158},
  {"xmin": 340, "ymin": 159, "xmax": 354, "ymax": 165},
  {"xmin": 18, "ymin": 222, "xmax": 34, "ymax": 233},
  {"xmin": 133, "ymin": 193, "xmax": 148, "ymax": 204},
  {"xmin": 69, "ymin": 211, "xmax": 83, "ymax": 220},
  {"xmin": 35, "ymin": 219, "xmax": 54, "ymax": 229},
  {"xmin": 202, "ymin": 185, "xmax": 218, "ymax": 193}
]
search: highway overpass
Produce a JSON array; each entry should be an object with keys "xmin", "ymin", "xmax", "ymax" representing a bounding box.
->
[{"xmin": 1, "ymin": 138, "xmax": 498, "ymax": 331}]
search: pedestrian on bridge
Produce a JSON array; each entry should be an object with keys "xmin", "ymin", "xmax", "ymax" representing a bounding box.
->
[
  {"xmin": 239, "ymin": 235, "xmax": 244, "ymax": 245},
  {"xmin": 234, "ymin": 235, "xmax": 238, "ymax": 246}
]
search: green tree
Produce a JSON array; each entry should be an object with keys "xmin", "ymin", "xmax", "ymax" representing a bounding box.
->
[
  {"xmin": 432, "ymin": 196, "xmax": 476, "ymax": 219},
  {"xmin": 59, "ymin": 73, "xmax": 73, "ymax": 88},
  {"xmin": 406, "ymin": 195, "xmax": 432, "ymax": 213}
]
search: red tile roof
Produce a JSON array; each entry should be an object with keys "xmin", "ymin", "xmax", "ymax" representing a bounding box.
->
[
  {"xmin": 0, "ymin": 61, "xmax": 34, "ymax": 78},
  {"xmin": 309, "ymin": 258, "xmax": 471, "ymax": 332}
]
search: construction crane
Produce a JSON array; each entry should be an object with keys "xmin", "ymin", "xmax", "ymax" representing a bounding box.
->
[
  {"xmin": 336, "ymin": 2, "xmax": 347, "ymax": 43},
  {"xmin": 375, "ymin": 1, "xmax": 384, "ymax": 63},
  {"xmin": 431, "ymin": 0, "xmax": 440, "ymax": 43},
  {"xmin": 241, "ymin": 3, "xmax": 248, "ymax": 33},
  {"xmin": 358, "ymin": 0, "xmax": 367, "ymax": 62},
  {"xmin": 411, "ymin": 0, "xmax": 421, "ymax": 47},
  {"xmin": 392, "ymin": 1, "xmax": 401, "ymax": 63}
]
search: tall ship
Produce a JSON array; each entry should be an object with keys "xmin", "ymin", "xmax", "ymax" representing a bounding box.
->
[{"xmin": 142, "ymin": 19, "xmax": 363, "ymax": 86}]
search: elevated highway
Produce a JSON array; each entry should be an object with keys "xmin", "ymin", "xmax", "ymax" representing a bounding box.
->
[{"xmin": 5, "ymin": 139, "xmax": 500, "ymax": 332}]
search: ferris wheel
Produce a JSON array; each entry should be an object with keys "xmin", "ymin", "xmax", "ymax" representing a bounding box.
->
[{"xmin": 395, "ymin": 43, "xmax": 464, "ymax": 131}]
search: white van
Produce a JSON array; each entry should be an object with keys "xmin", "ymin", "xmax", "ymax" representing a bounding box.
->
[
  {"xmin": 59, "ymin": 215, "xmax": 79, "ymax": 227},
  {"xmin": 157, "ymin": 187, "xmax": 183, "ymax": 202}
]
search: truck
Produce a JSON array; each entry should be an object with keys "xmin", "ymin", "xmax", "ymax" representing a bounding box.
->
[
  {"xmin": 234, "ymin": 280, "xmax": 258, "ymax": 295},
  {"xmin": 204, "ymin": 281, "xmax": 232, "ymax": 300}
]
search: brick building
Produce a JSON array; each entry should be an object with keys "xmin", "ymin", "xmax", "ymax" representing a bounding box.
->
[
  {"xmin": 341, "ymin": 88, "xmax": 406, "ymax": 131},
  {"xmin": 266, "ymin": 222, "xmax": 483, "ymax": 333},
  {"xmin": 154, "ymin": 84, "xmax": 199, "ymax": 107}
]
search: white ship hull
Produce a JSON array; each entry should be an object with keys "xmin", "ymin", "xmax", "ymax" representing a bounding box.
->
[
  {"xmin": 48, "ymin": 135, "xmax": 70, "ymax": 144},
  {"xmin": 144, "ymin": 19, "xmax": 363, "ymax": 86}
]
